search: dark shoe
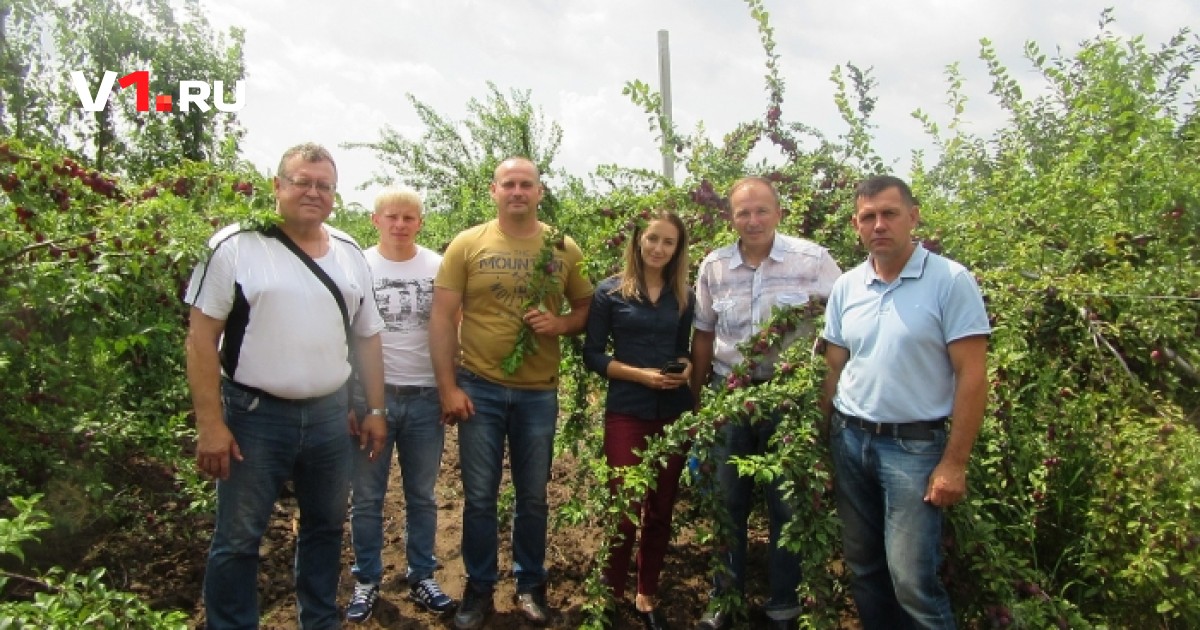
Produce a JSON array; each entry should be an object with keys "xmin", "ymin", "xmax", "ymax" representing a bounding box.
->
[
  {"xmin": 514, "ymin": 584, "xmax": 550, "ymax": 625},
  {"xmin": 766, "ymin": 617, "xmax": 798, "ymax": 630},
  {"xmin": 637, "ymin": 606, "xmax": 671, "ymax": 630},
  {"xmin": 409, "ymin": 577, "xmax": 455, "ymax": 614},
  {"xmin": 453, "ymin": 584, "xmax": 494, "ymax": 630},
  {"xmin": 695, "ymin": 609, "xmax": 730, "ymax": 630},
  {"xmin": 344, "ymin": 581, "xmax": 379, "ymax": 623}
]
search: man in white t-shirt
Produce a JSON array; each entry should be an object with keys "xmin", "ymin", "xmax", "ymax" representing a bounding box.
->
[
  {"xmin": 184, "ymin": 143, "xmax": 388, "ymax": 629},
  {"xmin": 344, "ymin": 188, "xmax": 454, "ymax": 624}
]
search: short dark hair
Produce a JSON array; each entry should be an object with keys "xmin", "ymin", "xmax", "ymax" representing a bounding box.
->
[
  {"xmin": 277, "ymin": 143, "xmax": 337, "ymax": 178},
  {"xmin": 854, "ymin": 175, "xmax": 916, "ymax": 207}
]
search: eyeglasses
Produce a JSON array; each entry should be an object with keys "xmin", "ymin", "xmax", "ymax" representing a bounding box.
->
[{"xmin": 281, "ymin": 175, "xmax": 336, "ymax": 195}]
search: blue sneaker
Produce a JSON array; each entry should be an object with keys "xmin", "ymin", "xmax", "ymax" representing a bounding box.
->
[
  {"xmin": 345, "ymin": 581, "xmax": 379, "ymax": 623},
  {"xmin": 409, "ymin": 577, "xmax": 455, "ymax": 614}
]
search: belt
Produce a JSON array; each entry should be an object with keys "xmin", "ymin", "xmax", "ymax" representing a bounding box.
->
[
  {"xmin": 385, "ymin": 384, "xmax": 437, "ymax": 396},
  {"xmin": 835, "ymin": 410, "xmax": 946, "ymax": 440},
  {"xmin": 223, "ymin": 378, "xmax": 336, "ymax": 405}
]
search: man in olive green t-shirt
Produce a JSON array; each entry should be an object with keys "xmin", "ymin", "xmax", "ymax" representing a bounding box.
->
[{"xmin": 430, "ymin": 157, "xmax": 593, "ymax": 629}]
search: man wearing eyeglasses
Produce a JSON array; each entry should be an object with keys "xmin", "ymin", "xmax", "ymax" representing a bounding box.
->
[{"xmin": 184, "ymin": 142, "xmax": 388, "ymax": 629}]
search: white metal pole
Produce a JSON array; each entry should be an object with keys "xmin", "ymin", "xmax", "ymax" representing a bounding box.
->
[{"xmin": 658, "ymin": 29, "xmax": 675, "ymax": 184}]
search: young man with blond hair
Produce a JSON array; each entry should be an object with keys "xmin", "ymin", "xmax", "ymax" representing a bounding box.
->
[{"xmin": 345, "ymin": 187, "xmax": 454, "ymax": 622}]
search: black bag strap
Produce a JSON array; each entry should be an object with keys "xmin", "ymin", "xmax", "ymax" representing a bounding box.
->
[{"xmin": 263, "ymin": 225, "xmax": 351, "ymax": 340}]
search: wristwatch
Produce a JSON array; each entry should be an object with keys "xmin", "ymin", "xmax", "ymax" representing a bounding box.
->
[{"xmin": 366, "ymin": 408, "xmax": 386, "ymax": 417}]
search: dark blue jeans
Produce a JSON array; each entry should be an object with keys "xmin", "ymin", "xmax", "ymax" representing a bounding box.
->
[
  {"xmin": 456, "ymin": 369, "xmax": 558, "ymax": 592},
  {"xmin": 712, "ymin": 414, "xmax": 802, "ymax": 620},
  {"xmin": 205, "ymin": 381, "xmax": 351, "ymax": 630}
]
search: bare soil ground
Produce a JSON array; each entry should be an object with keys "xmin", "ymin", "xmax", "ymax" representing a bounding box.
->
[{"xmin": 16, "ymin": 430, "xmax": 833, "ymax": 629}]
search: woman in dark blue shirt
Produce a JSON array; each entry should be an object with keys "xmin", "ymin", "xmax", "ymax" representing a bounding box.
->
[{"xmin": 583, "ymin": 210, "xmax": 695, "ymax": 630}]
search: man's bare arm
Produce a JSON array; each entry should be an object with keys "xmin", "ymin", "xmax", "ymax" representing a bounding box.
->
[
  {"xmin": 522, "ymin": 296, "xmax": 592, "ymax": 337},
  {"xmin": 558, "ymin": 296, "xmax": 592, "ymax": 336},
  {"xmin": 429, "ymin": 287, "xmax": 472, "ymax": 424},
  {"xmin": 185, "ymin": 307, "xmax": 241, "ymax": 479},
  {"xmin": 925, "ymin": 334, "xmax": 989, "ymax": 507},
  {"xmin": 353, "ymin": 332, "xmax": 387, "ymax": 460},
  {"xmin": 820, "ymin": 341, "xmax": 849, "ymax": 421}
]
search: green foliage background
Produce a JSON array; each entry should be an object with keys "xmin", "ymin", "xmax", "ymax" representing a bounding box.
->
[{"xmin": 1, "ymin": 1, "xmax": 1198, "ymax": 627}]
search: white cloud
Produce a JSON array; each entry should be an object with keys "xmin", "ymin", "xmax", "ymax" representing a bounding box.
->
[{"xmin": 198, "ymin": 0, "xmax": 1197, "ymax": 207}]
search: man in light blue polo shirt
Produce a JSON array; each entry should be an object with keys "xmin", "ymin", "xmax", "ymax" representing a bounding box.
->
[{"xmin": 821, "ymin": 175, "xmax": 990, "ymax": 630}]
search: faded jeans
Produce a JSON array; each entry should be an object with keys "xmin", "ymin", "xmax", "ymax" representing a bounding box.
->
[
  {"xmin": 829, "ymin": 409, "xmax": 956, "ymax": 630},
  {"xmin": 349, "ymin": 386, "xmax": 444, "ymax": 585}
]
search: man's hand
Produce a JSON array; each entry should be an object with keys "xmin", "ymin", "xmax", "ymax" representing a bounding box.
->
[
  {"xmin": 924, "ymin": 460, "xmax": 968, "ymax": 507},
  {"xmin": 196, "ymin": 421, "xmax": 242, "ymax": 480},
  {"xmin": 440, "ymin": 385, "xmax": 475, "ymax": 426},
  {"xmin": 522, "ymin": 307, "xmax": 564, "ymax": 336},
  {"xmin": 358, "ymin": 413, "xmax": 387, "ymax": 461}
]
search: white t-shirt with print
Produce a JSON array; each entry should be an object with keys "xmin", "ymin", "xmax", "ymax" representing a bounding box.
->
[{"xmin": 364, "ymin": 245, "xmax": 441, "ymax": 388}]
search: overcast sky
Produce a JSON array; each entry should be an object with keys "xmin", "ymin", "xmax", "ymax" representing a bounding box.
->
[{"xmin": 199, "ymin": 0, "xmax": 1197, "ymax": 209}]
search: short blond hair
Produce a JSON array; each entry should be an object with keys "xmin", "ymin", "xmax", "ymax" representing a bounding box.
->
[{"xmin": 373, "ymin": 187, "xmax": 424, "ymax": 214}]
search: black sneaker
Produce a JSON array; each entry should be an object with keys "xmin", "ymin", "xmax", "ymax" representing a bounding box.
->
[
  {"xmin": 514, "ymin": 584, "xmax": 549, "ymax": 625},
  {"xmin": 453, "ymin": 584, "xmax": 494, "ymax": 630},
  {"xmin": 345, "ymin": 581, "xmax": 379, "ymax": 623},
  {"xmin": 766, "ymin": 617, "xmax": 799, "ymax": 630},
  {"xmin": 409, "ymin": 577, "xmax": 455, "ymax": 614}
]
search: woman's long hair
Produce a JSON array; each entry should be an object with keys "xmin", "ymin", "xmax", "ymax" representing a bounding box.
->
[{"xmin": 611, "ymin": 210, "xmax": 690, "ymax": 315}]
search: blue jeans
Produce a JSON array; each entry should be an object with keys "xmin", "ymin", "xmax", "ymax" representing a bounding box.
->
[
  {"xmin": 712, "ymin": 413, "xmax": 803, "ymax": 619},
  {"xmin": 456, "ymin": 369, "xmax": 558, "ymax": 592},
  {"xmin": 829, "ymin": 410, "xmax": 956, "ymax": 630},
  {"xmin": 349, "ymin": 386, "xmax": 444, "ymax": 585},
  {"xmin": 205, "ymin": 381, "xmax": 352, "ymax": 630}
]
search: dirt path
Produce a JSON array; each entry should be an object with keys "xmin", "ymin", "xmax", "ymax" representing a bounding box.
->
[
  {"xmin": 43, "ymin": 431, "xmax": 814, "ymax": 629},
  {"xmin": 248, "ymin": 429, "xmax": 728, "ymax": 629}
]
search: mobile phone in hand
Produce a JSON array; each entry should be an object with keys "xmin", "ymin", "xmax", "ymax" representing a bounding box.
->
[{"xmin": 660, "ymin": 360, "xmax": 687, "ymax": 374}]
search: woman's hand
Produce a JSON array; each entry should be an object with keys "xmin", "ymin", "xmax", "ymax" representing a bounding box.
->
[{"xmin": 639, "ymin": 362, "xmax": 691, "ymax": 390}]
